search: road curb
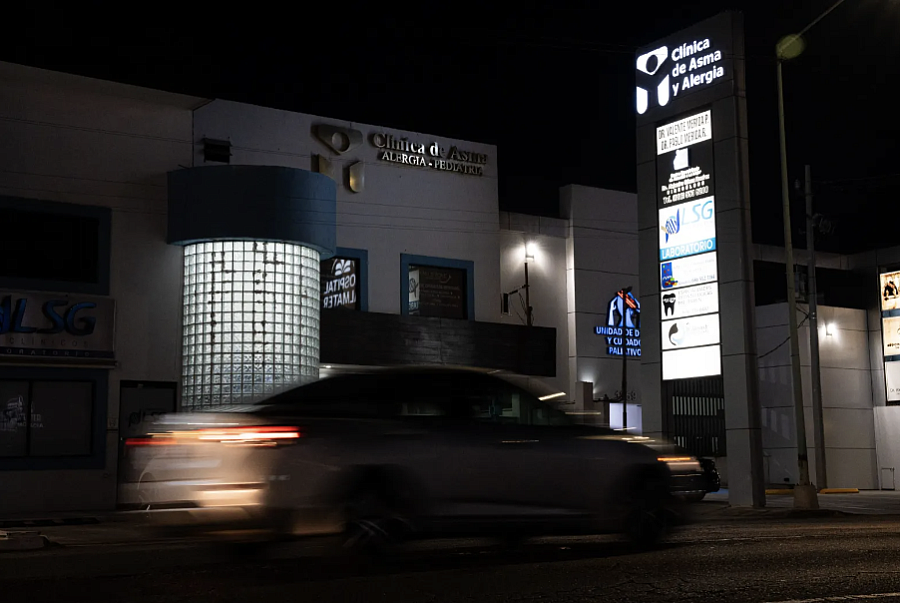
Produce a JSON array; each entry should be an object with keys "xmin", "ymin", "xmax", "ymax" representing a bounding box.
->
[
  {"xmin": 0, "ymin": 531, "xmax": 51, "ymax": 552},
  {"xmin": 0, "ymin": 517, "xmax": 101, "ymax": 529},
  {"xmin": 764, "ymin": 488, "xmax": 861, "ymax": 496}
]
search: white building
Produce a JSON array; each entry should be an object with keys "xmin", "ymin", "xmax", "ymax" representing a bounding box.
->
[{"xmin": 0, "ymin": 62, "xmax": 638, "ymax": 516}]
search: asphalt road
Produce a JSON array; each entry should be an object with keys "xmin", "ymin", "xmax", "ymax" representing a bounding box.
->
[{"xmin": 5, "ymin": 518, "xmax": 900, "ymax": 603}]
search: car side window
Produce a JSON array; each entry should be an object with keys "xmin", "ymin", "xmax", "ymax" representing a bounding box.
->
[{"xmin": 477, "ymin": 379, "xmax": 572, "ymax": 427}]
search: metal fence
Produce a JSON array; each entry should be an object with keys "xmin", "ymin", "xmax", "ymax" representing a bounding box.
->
[{"xmin": 666, "ymin": 376, "xmax": 726, "ymax": 458}]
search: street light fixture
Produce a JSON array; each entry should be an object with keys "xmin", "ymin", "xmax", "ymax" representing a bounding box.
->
[{"xmin": 776, "ymin": 0, "xmax": 846, "ymax": 509}]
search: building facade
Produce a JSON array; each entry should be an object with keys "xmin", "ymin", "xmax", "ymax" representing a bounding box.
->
[{"xmin": 0, "ymin": 62, "xmax": 643, "ymax": 515}]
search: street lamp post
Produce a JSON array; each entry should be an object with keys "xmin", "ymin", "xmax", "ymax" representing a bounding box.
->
[{"xmin": 776, "ymin": 0, "xmax": 845, "ymax": 509}]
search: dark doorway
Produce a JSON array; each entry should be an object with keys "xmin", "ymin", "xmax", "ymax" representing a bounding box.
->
[{"xmin": 665, "ymin": 376, "xmax": 726, "ymax": 458}]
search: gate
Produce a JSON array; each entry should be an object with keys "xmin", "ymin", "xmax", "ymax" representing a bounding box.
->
[{"xmin": 665, "ymin": 376, "xmax": 725, "ymax": 458}]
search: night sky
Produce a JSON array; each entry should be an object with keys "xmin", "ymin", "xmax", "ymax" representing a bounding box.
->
[{"xmin": 5, "ymin": 2, "xmax": 899, "ymax": 254}]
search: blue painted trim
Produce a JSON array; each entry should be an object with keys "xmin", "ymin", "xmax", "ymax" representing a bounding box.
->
[
  {"xmin": 335, "ymin": 247, "xmax": 369, "ymax": 312},
  {"xmin": 167, "ymin": 166, "xmax": 337, "ymax": 258},
  {"xmin": 400, "ymin": 253, "xmax": 475, "ymax": 321},
  {"xmin": 886, "ymin": 355, "xmax": 900, "ymax": 364},
  {"xmin": 0, "ymin": 196, "xmax": 111, "ymax": 296},
  {"xmin": 883, "ymin": 309, "xmax": 900, "ymax": 319},
  {"xmin": 0, "ymin": 367, "xmax": 108, "ymax": 471}
]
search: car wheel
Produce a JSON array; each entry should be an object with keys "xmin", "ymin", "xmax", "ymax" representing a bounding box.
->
[
  {"xmin": 137, "ymin": 474, "xmax": 159, "ymax": 512},
  {"xmin": 624, "ymin": 472, "xmax": 670, "ymax": 549},
  {"xmin": 341, "ymin": 487, "xmax": 411, "ymax": 556},
  {"xmin": 682, "ymin": 492, "xmax": 706, "ymax": 503}
]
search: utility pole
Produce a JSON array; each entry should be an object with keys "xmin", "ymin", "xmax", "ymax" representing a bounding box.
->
[
  {"xmin": 620, "ymin": 287, "xmax": 632, "ymax": 431},
  {"xmin": 806, "ymin": 165, "xmax": 827, "ymax": 490},
  {"xmin": 777, "ymin": 56, "xmax": 818, "ymax": 509}
]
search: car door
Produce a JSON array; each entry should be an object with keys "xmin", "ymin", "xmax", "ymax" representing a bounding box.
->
[{"xmin": 475, "ymin": 377, "xmax": 614, "ymax": 514}]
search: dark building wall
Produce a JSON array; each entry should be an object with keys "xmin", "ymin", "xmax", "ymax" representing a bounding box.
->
[{"xmin": 320, "ymin": 311, "xmax": 556, "ymax": 377}]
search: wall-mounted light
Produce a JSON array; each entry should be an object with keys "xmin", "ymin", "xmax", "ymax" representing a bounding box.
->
[
  {"xmin": 525, "ymin": 242, "xmax": 536, "ymax": 264},
  {"xmin": 825, "ymin": 324, "xmax": 833, "ymax": 337}
]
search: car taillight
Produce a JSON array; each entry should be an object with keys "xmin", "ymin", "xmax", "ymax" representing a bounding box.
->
[
  {"xmin": 195, "ymin": 426, "xmax": 302, "ymax": 447},
  {"xmin": 125, "ymin": 436, "xmax": 177, "ymax": 447}
]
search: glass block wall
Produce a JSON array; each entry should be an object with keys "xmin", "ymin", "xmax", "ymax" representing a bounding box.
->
[{"xmin": 181, "ymin": 241, "xmax": 321, "ymax": 409}]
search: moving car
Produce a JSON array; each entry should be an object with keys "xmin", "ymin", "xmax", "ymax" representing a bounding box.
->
[
  {"xmin": 119, "ymin": 367, "xmax": 687, "ymax": 551},
  {"xmin": 644, "ymin": 442, "xmax": 721, "ymax": 502}
]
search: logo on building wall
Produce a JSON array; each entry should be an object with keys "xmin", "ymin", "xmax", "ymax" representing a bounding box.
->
[
  {"xmin": 313, "ymin": 124, "xmax": 366, "ymax": 193},
  {"xmin": 595, "ymin": 290, "xmax": 641, "ymax": 357},
  {"xmin": 0, "ymin": 291, "xmax": 116, "ymax": 360},
  {"xmin": 636, "ymin": 40, "xmax": 726, "ymax": 115}
]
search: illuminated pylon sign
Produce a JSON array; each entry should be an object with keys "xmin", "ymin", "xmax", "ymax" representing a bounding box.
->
[{"xmin": 595, "ymin": 290, "xmax": 641, "ymax": 357}]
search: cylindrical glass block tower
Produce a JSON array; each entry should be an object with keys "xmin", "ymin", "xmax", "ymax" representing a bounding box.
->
[
  {"xmin": 181, "ymin": 241, "xmax": 321, "ymax": 409},
  {"xmin": 167, "ymin": 165, "xmax": 337, "ymax": 411}
]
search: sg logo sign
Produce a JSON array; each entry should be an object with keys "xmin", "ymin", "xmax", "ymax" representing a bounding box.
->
[{"xmin": 658, "ymin": 198, "xmax": 717, "ymax": 261}]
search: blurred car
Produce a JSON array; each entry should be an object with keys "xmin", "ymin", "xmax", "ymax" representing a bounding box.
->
[
  {"xmin": 644, "ymin": 442, "xmax": 720, "ymax": 502},
  {"xmin": 119, "ymin": 367, "xmax": 687, "ymax": 551}
]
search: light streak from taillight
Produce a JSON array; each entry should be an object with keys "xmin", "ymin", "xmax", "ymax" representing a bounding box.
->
[
  {"xmin": 125, "ymin": 436, "xmax": 176, "ymax": 446},
  {"xmin": 196, "ymin": 426, "xmax": 302, "ymax": 444}
]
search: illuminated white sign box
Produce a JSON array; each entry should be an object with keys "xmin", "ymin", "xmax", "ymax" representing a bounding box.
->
[
  {"xmin": 661, "ymin": 283, "xmax": 718, "ymax": 320},
  {"xmin": 656, "ymin": 110, "xmax": 712, "ymax": 155},
  {"xmin": 881, "ymin": 270, "xmax": 900, "ymax": 312},
  {"xmin": 884, "ymin": 316, "xmax": 900, "ymax": 359},
  {"xmin": 661, "ymin": 313, "xmax": 720, "ymax": 351},
  {"xmin": 658, "ymin": 197, "xmax": 716, "ymax": 261},
  {"xmin": 661, "ymin": 252, "xmax": 717, "ymax": 291},
  {"xmin": 886, "ymin": 360, "xmax": 900, "ymax": 402},
  {"xmin": 662, "ymin": 345, "xmax": 722, "ymax": 380}
]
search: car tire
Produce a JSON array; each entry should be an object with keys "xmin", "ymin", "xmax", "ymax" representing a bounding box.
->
[
  {"xmin": 340, "ymin": 484, "xmax": 411, "ymax": 557},
  {"xmin": 682, "ymin": 492, "xmax": 706, "ymax": 503},
  {"xmin": 624, "ymin": 470, "xmax": 670, "ymax": 549}
]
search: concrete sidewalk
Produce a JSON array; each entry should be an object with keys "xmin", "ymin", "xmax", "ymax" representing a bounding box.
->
[{"xmin": 701, "ymin": 489, "xmax": 900, "ymax": 516}]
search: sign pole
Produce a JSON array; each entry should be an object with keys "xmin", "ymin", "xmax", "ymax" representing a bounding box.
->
[{"xmin": 621, "ymin": 287, "xmax": 632, "ymax": 430}]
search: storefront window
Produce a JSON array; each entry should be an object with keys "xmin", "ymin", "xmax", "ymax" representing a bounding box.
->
[
  {"xmin": 0, "ymin": 380, "xmax": 93, "ymax": 458},
  {"xmin": 408, "ymin": 264, "xmax": 468, "ymax": 319}
]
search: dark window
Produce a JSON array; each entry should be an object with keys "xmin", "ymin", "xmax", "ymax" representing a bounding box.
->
[
  {"xmin": 203, "ymin": 139, "xmax": 231, "ymax": 163},
  {"xmin": 321, "ymin": 257, "xmax": 360, "ymax": 310},
  {"xmin": 0, "ymin": 380, "xmax": 94, "ymax": 458},
  {"xmin": 0, "ymin": 209, "xmax": 100, "ymax": 284},
  {"xmin": 408, "ymin": 264, "xmax": 468, "ymax": 319}
]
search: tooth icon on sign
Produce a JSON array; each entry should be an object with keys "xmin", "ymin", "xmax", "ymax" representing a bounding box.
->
[{"xmin": 673, "ymin": 148, "xmax": 689, "ymax": 170}]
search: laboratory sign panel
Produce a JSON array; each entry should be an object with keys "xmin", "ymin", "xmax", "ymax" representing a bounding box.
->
[
  {"xmin": 0, "ymin": 290, "xmax": 116, "ymax": 360},
  {"xmin": 658, "ymin": 196, "xmax": 716, "ymax": 260}
]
